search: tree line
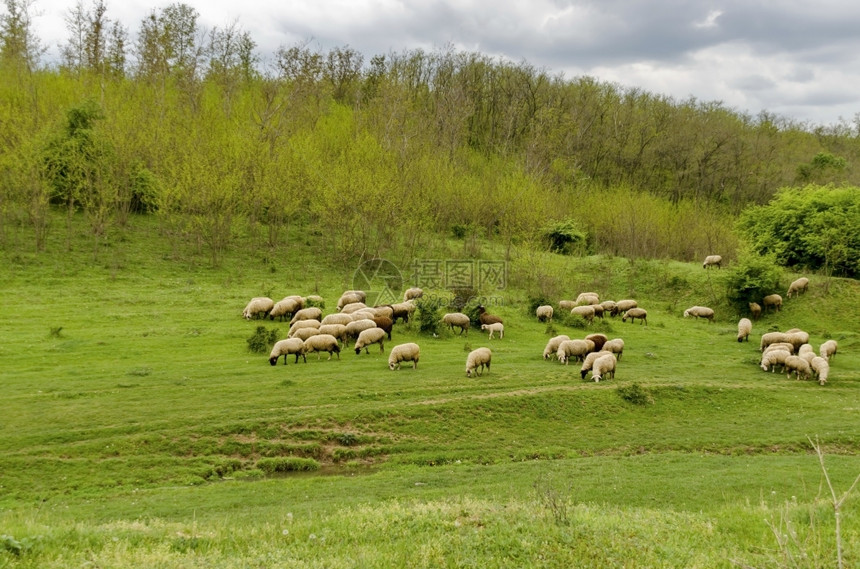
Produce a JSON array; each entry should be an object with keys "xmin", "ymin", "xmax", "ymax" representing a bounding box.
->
[{"xmin": 1, "ymin": 0, "xmax": 858, "ymax": 271}]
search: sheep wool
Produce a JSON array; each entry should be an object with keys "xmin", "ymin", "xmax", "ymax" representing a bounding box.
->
[
  {"xmin": 591, "ymin": 353, "xmax": 617, "ymax": 382},
  {"xmin": 403, "ymin": 287, "xmax": 424, "ymax": 302},
  {"xmin": 784, "ymin": 355, "xmax": 812, "ymax": 381},
  {"xmin": 787, "ymin": 277, "xmax": 809, "ymax": 298},
  {"xmin": 354, "ymin": 327, "xmax": 386, "ymax": 355},
  {"xmin": 570, "ymin": 305, "xmax": 595, "ymax": 324},
  {"xmin": 302, "ymin": 334, "xmax": 341, "ymax": 360},
  {"xmin": 558, "ymin": 300, "xmax": 576, "ymax": 311},
  {"xmin": 269, "ymin": 338, "xmax": 307, "ymax": 366},
  {"xmin": 269, "ymin": 297, "xmax": 301, "ymax": 321},
  {"xmin": 760, "ymin": 349, "xmax": 791, "ymax": 373},
  {"xmin": 702, "ymin": 255, "xmax": 722, "ymax": 269},
  {"xmin": 291, "ymin": 327, "xmax": 321, "ymax": 342},
  {"xmin": 602, "ymin": 338, "xmax": 624, "ymax": 361},
  {"xmin": 321, "ymin": 313, "xmax": 353, "ymax": 326},
  {"xmin": 762, "ymin": 294, "xmax": 782, "ymax": 313},
  {"xmin": 289, "ymin": 307, "xmax": 323, "ymax": 325},
  {"xmin": 737, "ymin": 318, "xmax": 752, "ymax": 343},
  {"xmin": 556, "ymin": 339, "xmax": 594, "ymax": 365},
  {"xmin": 288, "ymin": 319, "xmax": 321, "ymax": 337},
  {"xmin": 622, "ymin": 308, "xmax": 647, "ymax": 325},
  {"xmin": 442, "ymin": 313, "xmax": 470, "ymax": 335},
  {"xmin": 760, "ymin": 332, "xmax": 791, "ymax": 352},
  {"xmin": 318, "ymin": 324, "xmax": 348, "ymax": 344},
  {"xmin": 575, "ymin": 292, "xmax": 600, "ymax": 306},
  {"xmin": 580, "ymin": 350, "xmax": 612, "ymax": 380},
  {"xmin": 388, "ymin": 343, "xmax": 420, "ymax": 370},
  {"xmin": 683, "ymin": 306, "xmax": 715, "ymax": 322},
  {"xmin": 466, "ymin": 347, "xmax": 492, "ymax": 377},
  {"xmin": 612, "ymin": 300, "xmax": 637, "ymax": 316},
  {"xmin": 810, "ymin": 356, "xmax": 829, "ymax": 385},
  {"xmin": 820, "ymin": 340, "xmax": 838, "ymax": 361},
  {"xmin": 543, "ymin": 335, "xmax": 570, "ymax": 360},
  {"xmin": 243, "ymin": 297, "xmax": 275, "ymax": 320},
  {"xmin": 536, "ymin": 305, "xmax": 554, "ymax": 322}
]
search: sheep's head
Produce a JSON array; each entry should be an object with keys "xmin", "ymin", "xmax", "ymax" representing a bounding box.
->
[
  {"xmin": 389, "ymin": 362, "xmax": 397, "ymax": 371},
  {"xmin": 269, "ymin": 356, "xmax": 278, "ymax": 366},
  {"xmin": 481, "ymin": 324, "xmax": 488, "ymax": 330},
  {"xmin": 683, "ymin": 309, "xmax": 690, "ymax": 318}
]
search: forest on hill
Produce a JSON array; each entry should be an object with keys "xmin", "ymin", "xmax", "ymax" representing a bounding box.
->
[{"xmin": 1, "ymin": 0, "xmax": 858, "ymax": 274}]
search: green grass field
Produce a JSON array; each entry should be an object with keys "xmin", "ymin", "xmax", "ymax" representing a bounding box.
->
[{"xmin": 1, "ymin": 216, "xmax": 858, "ymax": 567}]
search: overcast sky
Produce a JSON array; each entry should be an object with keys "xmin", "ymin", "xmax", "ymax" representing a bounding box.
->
[{"xmin": 23, "ymin": 0, "xmax": 860, "ymax": 127}]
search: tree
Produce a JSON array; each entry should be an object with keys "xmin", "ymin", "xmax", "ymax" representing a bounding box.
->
[{"xmin": 0, "ymin": 0, "xmax": 44, "ymax": 72}]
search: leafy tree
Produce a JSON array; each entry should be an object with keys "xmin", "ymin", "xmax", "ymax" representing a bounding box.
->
[
  {"xmin": 542, "ymin": 218, "xmax": 588, "ymax": 255},
  {"xmin": 722, "ymin": 250, "xmax": 783, "ymax": 315},
  {"xmin": 0, "ymin": 0, "xmax": 44, "ymax": 71}
]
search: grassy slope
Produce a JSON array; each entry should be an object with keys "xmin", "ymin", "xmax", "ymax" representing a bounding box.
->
[{"xmin": 1, "ymin": 214, "xmax": 858, "ymax": 567}]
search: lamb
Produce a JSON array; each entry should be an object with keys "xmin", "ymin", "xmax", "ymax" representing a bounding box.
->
[
  {"xmin": 810, "ymin": 356, "xmax": 829, "ymax": 385},
  {"xmin": 288, "ymin": 319, "xmax": 321, "ymax": 337},
  {"xmin": 318, "ymin": 324, "xmax": 348, "ymax": 345},
  {"xmin": 481, "ymin": 322, "xmax": 504, "ymax": 339},
  {"xmin": 749, "ymin": 302, "xmax": 762, "ymax": 320},
  {"xmin": 372, "ymin": 316, "xmax": 394, "ymax": 340},
  {"xmin": 784, "ymin": 355, "xmax": 812, "ymax": 381},
  {"xmin": 465, "ymin": 347, "xmax": 492, "ymax": 377},
  {"xmin": 354, "ymin": 327, "xmax": 386, "ymax": 355},
  {"xmin": 602, "ymin": 338, "xmax": 624, "ymax": 361},
  {"xmin": 702, "ymin": 255, "xmax": 722, "ymax": 269},
  {"xmin": 786, "ymin": 277, "xmax": 809, "ymax": 299},
  {"xmin": 477, "ymin": 305, "xmax": 503, "ymax": 326},
  {"xmin": 289, "ymin": 307, "xmax": 323, "ymax": 325},
  {"xmin": 301, "ymin": 334, "xmax": 341, "ymax": 360},
  {"xmin": 345, "ymin": 319, "xmax": 378, "ymax": 346},
  {"xmin": 536, "ymin": 305, "xmax": 554, "ymax": 322},
  {"xmin": 442, "ymin": 312, "xmax": 470, "ymax": 335},
  {"xmin": 570, "ymin": 305, "xmax": 595, "ymax": 324},
  {"xmin": 556, "ymin": 339, "xmax": 595, "ymax": 365},
  {"xmin": 321, "ymin": 313, "xmax": 353, "ymax": 326},
  {"xmin": 243, "ymin": 297, "xmax": 274, "ymax": 320},
  {"xmin": 389, "ymin": 301, "xmax": 416, "ymax": 324},
  {"xmin": 737, "ymin": 318, "xmax": 752, "ymax": 343},
  {"xmin": 403, "ymin": 287, "xmax": 424, "ymax": 302},
  {"xmin": 762, "ymin": 294, "xmax": 782, "ymax": 313},
  {"xmin": 269, "ymin": 338, "xmax": 307, "ymax": 365},
  {"xmin": 760, "ymin": 348, "xmax": 791, "ymax": 373},
  {"xmin": 622, "ymin": 308, "xmax": 647, "ymax": 325},
  {"xmin": 683, "ymin": 306, "xmax": 715, "ymax": 322},
  {"xmin": 543, "ymin": 335, "xmax": 570, "ymax": 360},
  {"xmin": 269, "ymin": 297, "xmax": 301, "ymax": 321},
  {"xmin": 580, "ymin": 350, "xmax": 612, "ymax": 380},
  {"xmin": 611, "ymin": 300, "xmax": 637, "ymax": 316},
  {"xmin": 585, "ymin": 333, "xmax": 608, "ymax": 352},
  {"xmin": 388, "ymin": 343, "xmax": 420, "ymax": 370},
  {"xmin": 591, "ymin": 353, "xmax": 617, "ymax": 382},
  {"xmin": 576, "ymin": 292, "xmax": 600, "ymax": 306},
  {"xmin": 820, "ymin": 340, "xmax": 838, "ymax": 361},
  {"xmin": 760, "ymin": 332, "xmax": 791, "ymax": 352}
]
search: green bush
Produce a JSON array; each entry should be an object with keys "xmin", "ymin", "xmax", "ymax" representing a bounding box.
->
[
  {"xmin": 255, "ymin": 457, "xmax": 320, "ymax": 474},
  {"xmin": 246, "ymin": 326, "xmax": 279, "ymax": 354},
  {"xmin": 412, "ymin": 295, "xmax": 445, "ymax": 335},
  {"xmin": 617, "ymin": 383, "xmax": 654, "ymax": 405},
  {"xmin": 542, "ymin": 219, "xmax": 589, "ymax": 255},
  {"xmin": 721, "ymin": 251, "xmax": 783, "ymax": 314}
]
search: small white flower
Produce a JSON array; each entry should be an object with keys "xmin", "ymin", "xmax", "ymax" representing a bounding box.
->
[
  {"xmin": 282, "ymin": 529, "xmax": 289, "ymax": 536},
  {"xmin": 309, "ymin": 533, "xmax": 317, "ymax": 540}
]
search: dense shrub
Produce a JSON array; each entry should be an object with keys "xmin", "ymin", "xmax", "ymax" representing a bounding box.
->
[
  {"xmin": 246, "ymin": 326, "xmax": 279, "ymax": 354},
  {"xmin": 722, "ymin": 251, "xmax": 783, "ymax": 314},
  {"xmin": 542, "ymin": 219, "xmax": 589, "ymax": 255},
  {"xmin": 412, "ymin": 295, "xmax": 445, "ymax": 335}
]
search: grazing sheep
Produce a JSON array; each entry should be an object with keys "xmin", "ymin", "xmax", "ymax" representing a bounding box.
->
[
  {"xmin": 749, "ymin": 302, "xmax": 762, "ymax": 320},
  {"xmin": 477, "ymin": 305, "xmax": 503, "ymax": 326},
  {"xmin": 442, "ymin": 312, "xmax": 471, "ymax": 335},
  {"xmin": 585, "ymin": 333, "xmax": 608, "ymax": 352},
  {"xmin": 466, "ymin": 347, "xmax": 492, "ymax": 377},
  {"xmin": 536, "ymin": 305, "xmax": 554, "ymax": 322},
  {"xmin": 351, "ymin": 309, "xmax": 379, "ymax": 322},
  {"xmin": 481, "ymin": 322, "xmax": 504, "ymax": 339},
  {"xmin": 784, "ymin": 330, "xmax": 810, "ymax": 352},
  {"xmin": 760, "ymin": 349, "xmax": 791, "ymax": 373},
  {"xmin": 763, "ymin": 342, "xmax": 795, "ymax": 355},
  {"xmin": 600, "ymin": 300, "xmax": 617, "ymax": 315},
  {"xmin": 762, "ymin": 294, "xmax": 783, "ymax": 313},
  {"xmin": 345, "ymin": 319, "xmax": 378, "ymax": 346},
  {"xmin": 612, "ymin": 300, "xmax": 638, "ymax": 317},
  {"xmin": 760, "ymin": 332, "xmax": 791, "ymax": 352},
  {"xmin": 798, "ymin": 351, "xmax": 816, "ymax": 366},
  {"xmin": 810, "ymin": 356, "xmax": 829, "ymax": 385},
  {"xmin": 354, "ymin": 327, "xmax": 386, "ymax": 355},
  {"xmin": 683, "ymin": 306, "xmax": 715, "ymax": 322},
  {"xmin": 372, "ymin": 305, "xmax": 395, "ymax": 319},
  {"xmin": 302, "ymin": 334, "xmax": 341, "ymax": 360},
  {"xmin": 269, "ymin": 338, "xmax": 307, "ymax": 365},
  {"xmin": 570, "ymin": 305, "xmax": 595, "ymax": 324},
  {"xmin": 580, "ymin": 350, "xmax": 612, "ymax": 380},
  {"xmin": 784, "ymin": 355, "xmax": 812, "ymax": 381},
  {"xmin": 543, "ymin": 335, "xmax": 571, "ymax": 360},
  {"xmin": 602, "ymin": 338, "xmax": 624, "ymax": 361},
  {"xmin": 337, "ymin": 291, "xmax": 365, "ymax": 310},
  {"xmin": 797, "ymin": 343, "xmax": 814, "ymax": 357},
  {"xmin": 288, "ymin": 319, "xmax": 321, "ymax": 337},
  {"xmin": 737, "ymin": 318, "xmax": 752, "ymax": 343},
  {"xmin": 591, "ymin": 304, "xmax": 605, "ymax": 320},
  {"xmin": 243, "ymin": 297, "xmax": 275, "ymax": 320},
  {"xmin": 269, "ymin": 297, "xmax": 301, "ymax": 321},
  {"xmin": 787, "ymin": 277, "xmax": 809, "ymax": 299},
  {"xmin": 591, "ymin": 353, "xmax": 617, "ymax": 382},
  {"xmin": 318, "ymin": 324, "xmax": 348, "ymax": 345},
  {"xmin": 321, "ymin": 313, "xmax": 353, "ymax": 326},
  {"xmin": 372, "ymin": 316, "xmax": 394, "ymax": 340},
  {"xmin": 389, "ymin": 301, "xmax": 416, "ymax": 324},
  {"xmin": 388, "ymin": 343, "xmax": 420, "ymax": 370},
  {"xmin": 558, "ymin": 300, "xmax": 576, "ymax": 311},
  {"xmin": 820, "ymin": 340, "xmax": 838, "ymax": 361},
  {"xmin": 340, "ymin": 302, "xmax": 368, "ymax": 314},
  {"xmin": 289, "ymin": 307, "xmax": 323, "ymax": 325},
  {"xmin": 403, "ymin": 287, "xmax": 424, "ymax": 302},
  {"xmin": 622, "ymin": 308, "xmax": 648, "ymax": 325},
  {"xmin": 556, "ymin": 339, "xmax": 595, "ymax": 365},
  {"xmin": 702, "ymin": 255, "xmax": 722, "ymax": 269},
  {"xmin": 291, "ymin": 327, "xmax": 321, "ymax": 341},
  {"xmin": 576, "ymin": 292, "xmax": 600, "ymax": 306}
]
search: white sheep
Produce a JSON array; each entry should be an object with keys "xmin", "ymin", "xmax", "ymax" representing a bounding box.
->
[
  {"xmin": 763, "ymin": 342, "xmax": 795, "ymax": 355},
  {"xmin": 784, "ymin": 330, "xmax": 810, "ymax": 352},
  {"xmin": 269, "ymin": 297, "xmax": 301, "ymax": 321},
  {"xmin": 749, "ymin": 302, "xmax": 762, "ymax": 320},
  {"xmin": 611, "ymin": 299, "xmax": 637, "ymax": 316},
  {"xmin": 543, "ymin": 335, "xmax": 570, "ymax": 360},
  {"xmin": 760, "ymin": 349, "xmax": 791, "ymax": 373},
  {"xmin": 536, "ymin": 305, "xmax": 553, "ymax": 322},
  {"xmin": 350, "ymin": 309, "xmax": 378, "ymax": 321},
  {"xmin": 556, "ymin": 339, "xmax": 595, "ymax": 365},
  {"xmin": 797, "ymin": 343, "xmax": 814, "ymax": 358},
  {"xmin": 602, "ymin": 338, "xmax": 624, "ymax": 361},
  {"xmin": 354, "ymin": 327, "xmax": 386, "ymax": 354},
  {"xmin": 570, "ymin": 305, "xmax": 595, "ymax": 324},
  {"xmin": 591, "ymin": 304, "xmax": 605, "ymax": 320},
  {"xmin": 702, "ymin": 255, "xmax": 722, "ymax": 269},
  {"xmin": 302, "ymin": 334, "xmax": 341, "ymax": 360},
  {"xmin": 580, "ymin": 350, "xmax": 612, "ymax": 380},
  {"xmin": 318, "ymin": 324, "xmax": 348, "ymax": 345},
  {"xmin": 481, "ymin": 322, "xmax": 504, "ymax": 339},
  {"xmin": 442, "ymin": 312, "xmax": 470, "ymax": 335},
  {"xmin": 291, "ymin": 327, "xmax": 321, "ymax": 341},
  {"xmin": 760, "ymin": 332, "xmax": 791, "ymax": 352},
  {"xmin": 388, "ymin": 343, "xmax": 420, "ymax": 370},
  {"xmin": 340, "ymin": 302, "xmax": 368, "ymax": 314},
  {"xmin": 576, "ymin": 292, "xmax": 600, "ymax": 306},
  {"xmin": 786, "ymin": 277, "xmax": 809, "ymax": 299},
  {"xmin": 289, "ymin": 307, "xmax": 323, "ymax": 325},
  {"xmin": 737, "ymin": 318, "xmax": 752, "ymax": 343},
  {"xmin": 321, "ymin": 313, "xmax": 353, "ymax": 326},
  {"xmin": 820, "ymin": 339, "xmax": 838, "ymax": 361},
  {"xmin": 784, "ymin": 355, "xmax": 812, "ymax": 381},
  {"xmin": 269, "ymin": 338, "xmax": 307, "ymax": 365},
  {"xmin": 288, "ymin": 319, "xmax": 321, "ymax": 337},
  {"xmin": 600, "ymin": 300, "xmax": 617, "ymax": 315},
  {"xmin": 810, "ymin": 356, "xmax": 829, "ymax": 385},
  {"xmin": 762, "ymin": 294, "xmax": 782, "ymax": 313},
  {"xmin": 345, "ymin": 319, "xmax": 378, "ymax": 346},
  {"xmin": 243, "ymin": 297, "xmax": 275, "ymax": 320},
  {"xmin": 466, "ymin": 347, "xmax": 492, "ymax": 377},
  {"xmin": 683, "ymin": 306, "xmax": 715, "ymax": 322},
  {"xmin": 373, "ymin": 305, "xmax": 395, "ymax": 319},
  {"xmin": 622, "ymin": 308, "xmax": 647, "ymax": 325},
  {"xmin": 403, "ymin": 287, "xmax": 424, "ymax": 302},
  {"xmin": 591, "ymin": 353, "xmax": 617, "ymax": 382},
  {"xmin": 558, "ymin": 300, "xmax": 576, "ymax": 311},
  {"xmin": 389, "ymin": 301, "xmax": 416, "ymax": 324},
  {"xmin": 337, "ymin": 291, "xmax": 365, "ymax": 309}
]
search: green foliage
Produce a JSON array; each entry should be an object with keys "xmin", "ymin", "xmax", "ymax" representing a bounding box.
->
[
  {"xmin": 542, "ymin": 218, "xmax": 589, "ymax": 255},
  {"xmin": 246, "ymin": 325, "xmax": 279, "ymax": 354},
  {"xmin": 722, "ymin": 251, "xmax": 783, "ymax": 314},
  {"xmin": 128, "ymin": 162, "xmax": 159, "ymax": 214},
  {"xmin": 412, "ymin": 295, "xmax": 444, "ymax": 335},
  {"xmin": 617, "ymin": 383, "xmax": 654, "ymax": 406},
  {"xmin": 797, "ymin": 152, "xmax": 847, "ymax": 183},
  {"xmin": 255, "ymin": 457, "xmax": 320, "ymax": 474},
  {"xmin": 738, "ymin": 184, "xmax": 860, "ymax": 277}
]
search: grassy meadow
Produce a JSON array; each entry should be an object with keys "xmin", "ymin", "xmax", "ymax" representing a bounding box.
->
[{"xmin": 1, "ymin": 214, "xmax": 859, "ymax": 568}]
